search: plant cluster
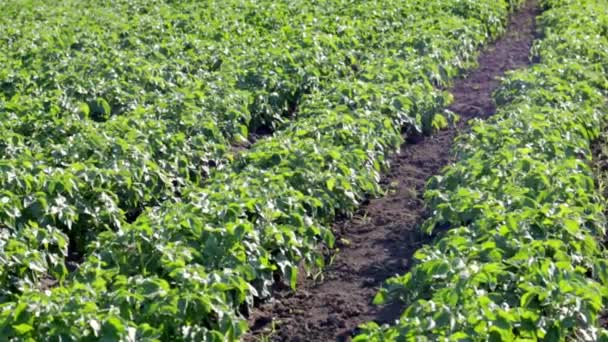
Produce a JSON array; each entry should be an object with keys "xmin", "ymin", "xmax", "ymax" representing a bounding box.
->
[
  {"xmin": 0, "ymin": 0, "xmax": 522, "ymax": 340},
  {"xmin": 355, "ymin": 0, "xmax": 608, "ymax": 340}
]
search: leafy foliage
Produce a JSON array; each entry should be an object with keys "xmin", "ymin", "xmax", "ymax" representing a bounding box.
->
[
  {"xmin": 0, "ymin": 0, "xmax": 522, "ymax": 340},
  {"xmin": 355, "ymin": 0, "xmax": 608, "ymax": 340}
]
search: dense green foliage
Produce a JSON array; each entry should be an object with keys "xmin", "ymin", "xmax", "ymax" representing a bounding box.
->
[
  {"xmin": 355, "ymin": 0, "xmax": 608, "ymax": 340},
  {"xmin": 0, "ymin": 0, "xmax": 523, "ymax": 340}
]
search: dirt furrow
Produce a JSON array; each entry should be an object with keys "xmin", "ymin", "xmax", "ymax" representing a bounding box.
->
[{"xmin": 246, "ymin": 1, "xmax": 540, "ymax": 341}]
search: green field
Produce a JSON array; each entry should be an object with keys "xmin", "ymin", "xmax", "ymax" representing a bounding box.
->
[
  {"xmin": 1, "ymin": 0, "xmax": 607, "ymax": 340},
  {"xmin": 356, "ymin": 0, "xmax": 608, "ymax": 340}
]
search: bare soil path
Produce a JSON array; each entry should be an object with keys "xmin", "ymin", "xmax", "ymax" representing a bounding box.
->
[{"xmin": 246, "ymin": 1, "xmax": 540, "ymax": 340}]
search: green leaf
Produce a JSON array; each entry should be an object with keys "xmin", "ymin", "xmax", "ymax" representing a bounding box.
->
[
  {"xmin": 326, "ymin": 178, "xmax": 336, "ymax": 191},
  {"xmin": 12, "ymin": 323, "xmax": 33, "ymax": 335}
]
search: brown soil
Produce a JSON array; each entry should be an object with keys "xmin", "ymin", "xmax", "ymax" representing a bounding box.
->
[{"xmin": 245, "ymin": 1, "xmax": 540, "ymax": 341}]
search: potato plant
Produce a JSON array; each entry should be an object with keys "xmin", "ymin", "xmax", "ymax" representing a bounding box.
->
[
  {"xmin": 355, "ymin": 0, "xmax": 608, "ymax": 340},
  {"xmin": 0, "ymin": 0, "xmax": 524, "ymax": 340}
]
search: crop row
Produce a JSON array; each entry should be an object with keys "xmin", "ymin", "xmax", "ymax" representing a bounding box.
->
[
  {"xmin": 0, "ymin": 0, "xmax": 523, "ymax": 340},
  {"xmin": 0, "ymin": 0, "xmax": 509, "ymax": 297},
  {"xmin": 355, "ymin": 0, "xmax": 608, "ymax": 340}
]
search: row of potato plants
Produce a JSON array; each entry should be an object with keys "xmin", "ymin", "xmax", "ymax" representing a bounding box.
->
[
  {"xmin": 0, "ymin": 0, "xmax": 524, "ymax": 340},
  {"xmin": 0, "ymin": 0, "xmax": 500, "ymax": 295},
  {"xmin": 0, "ymin": 0, "xmax": 514, "ymax": 301},
  {"xmin": 355, "ymin": 0, "xmax": 608, "ymax": 340}
]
